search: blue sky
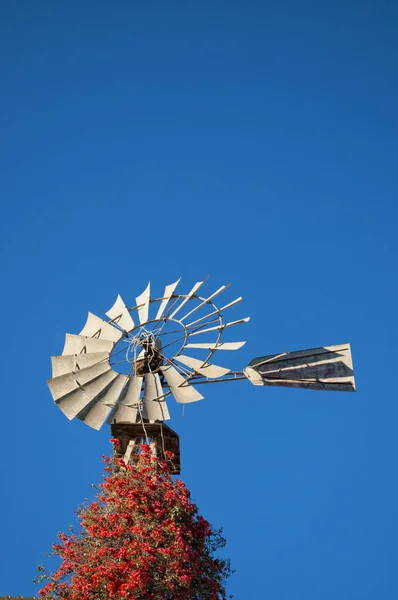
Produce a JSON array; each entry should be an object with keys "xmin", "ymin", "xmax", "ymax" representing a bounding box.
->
[{"xmin": 1, "ymin": 1, "xmax": 397, "ymax": 598}]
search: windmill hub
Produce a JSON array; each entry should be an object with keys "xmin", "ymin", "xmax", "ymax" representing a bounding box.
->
[
  {"xmin": 116, "ymin": 320, "xmax": 187, "ymax": 377},
  {"xmin": 133, "ymin": 332, "xmax": 164, "ymax": 376}
]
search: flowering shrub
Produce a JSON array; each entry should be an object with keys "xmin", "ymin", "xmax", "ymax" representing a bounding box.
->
[{"xmin": 36, "ymin": 444, "xmax": 231, "ymax": 599}]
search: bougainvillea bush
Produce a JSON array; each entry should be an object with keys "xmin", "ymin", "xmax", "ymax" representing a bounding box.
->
[{"xmin": 37, "ymin": 442, "xmax": 232, "ymax": 600}]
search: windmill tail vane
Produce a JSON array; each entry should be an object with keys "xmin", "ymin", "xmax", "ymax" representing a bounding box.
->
[
  {"xmin": 46, "ymin": 278, "xmax": 356, "ymax": 472},
  {"xmin": 244, "ymin": 344, "xmax": 355, "ymax": 392}
]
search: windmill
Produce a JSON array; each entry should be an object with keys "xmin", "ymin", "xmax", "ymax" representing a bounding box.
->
[{"xmin": 47, "ymin": 278, "xmax": 355, "ymax": 473}]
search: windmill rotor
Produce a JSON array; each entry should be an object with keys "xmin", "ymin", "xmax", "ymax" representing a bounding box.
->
[
  {"xmin": 47, "ymin": 277, "xmax": 356, "ymax": 438},
  {"xmin": 47, "ymin": 278, "xmax": 250, "ymax": 431}
]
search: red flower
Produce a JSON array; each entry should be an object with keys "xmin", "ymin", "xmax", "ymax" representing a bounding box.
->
[{"xmin": 37, "ymin": 445, "xmax": 231, "ymax": 600}]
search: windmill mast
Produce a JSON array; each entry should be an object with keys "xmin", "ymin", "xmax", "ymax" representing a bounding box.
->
[{"xmin": 111, "ymin": 420, "xmax": 181, "ymax": 473}]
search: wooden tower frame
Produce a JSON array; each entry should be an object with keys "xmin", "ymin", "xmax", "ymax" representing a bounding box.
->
[{"xmin": 110, "ymin": 421, "xmax": 181, "ymax": 474}]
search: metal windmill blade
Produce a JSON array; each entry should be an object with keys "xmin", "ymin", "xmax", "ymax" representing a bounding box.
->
[{"xmin": 46, "ymin": 277, "xmax": 356, "ymax": 472}]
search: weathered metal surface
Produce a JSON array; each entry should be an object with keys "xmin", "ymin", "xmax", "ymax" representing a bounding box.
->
[
  {"xmin": 155, "ymin": 278, "xmax": 181, "ymax": 320},
  {"xmin": 80, "ymin": 312, "xmax": 122, "ymax": 342},
  {"xmin": 143, "ymin": 373, "xmax": 170, "ymax": 421},
  {"xmin": 107, "ymin": 402, "xmax": 138, "ymax": 425},
  {"xmin": 169, "ymin": 279, "xmax": 207, "ymax": 319},
  {"xmin": 77, "ymin": 374, "xmax": 128, "ymax": 430},
  {"xmin": 118, "ymin": 374, "xmax": 143, "ymax": 407},
  {"xmin": 175, "ymin": 354, "xmax": 230, "ymax": 378},
  {"xmin": 47, "ymin": 361, "xmax": 111, "ymax": 400},
  {"xmin": 161, "ymin": 364, "xmax": 204, "ymax": 403},
  {"xmin": 135, "ymin": 282, "xmax": 150, "ymax": 324},
  {"xmin": 62, "ymin": 333, "xmax": 113, "ymax": 356},
  {"xmin": 51, "ymin": 352, "xmax": 109, "ymax": 377},
  {"xmin": 56, "ymin": 371, "xmax": 117, "ymax": 420},
  {"xmin": 244, "ymin": 344, "xmax": 355, "ymax": 391},
  {"xmin": 106, "ymin": 294, "xmax": 135, "ymax": 332}
]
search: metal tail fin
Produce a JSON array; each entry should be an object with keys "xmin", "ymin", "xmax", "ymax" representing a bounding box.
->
[{"xmin": 244, "ymin": 344, "xmax": 355, "ymax": 392}]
